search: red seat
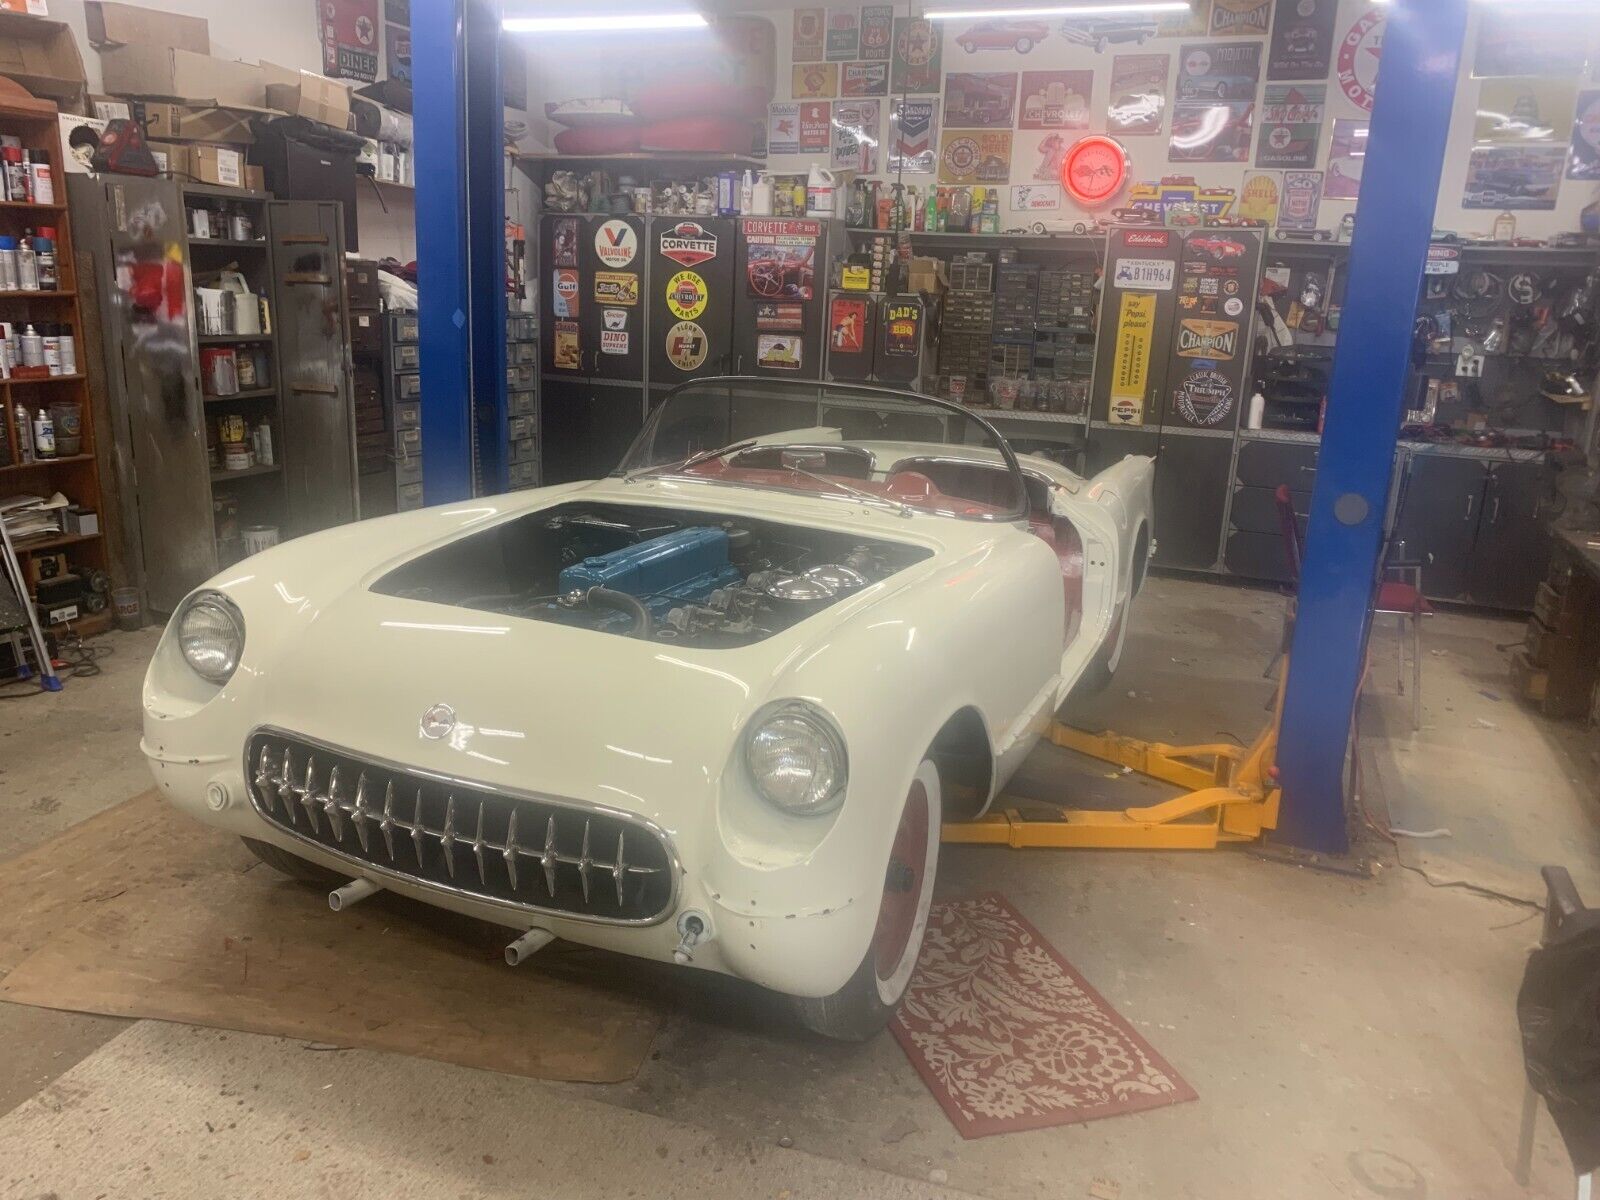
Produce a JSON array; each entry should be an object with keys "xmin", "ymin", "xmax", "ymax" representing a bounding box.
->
[{"xmin": 1375, "ymin": 581, "xmax": 1431, "ymax": 616}]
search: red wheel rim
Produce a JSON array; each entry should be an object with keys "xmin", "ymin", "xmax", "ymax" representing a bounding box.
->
[{"xmin": 873, "ymin": 780, "xmax": 930, "ymax": 984}]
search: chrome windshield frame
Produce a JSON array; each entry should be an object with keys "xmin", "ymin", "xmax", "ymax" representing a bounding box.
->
[{"xmin": 613, "ymin": 376, "xmax": 1031, "ymax": 524}]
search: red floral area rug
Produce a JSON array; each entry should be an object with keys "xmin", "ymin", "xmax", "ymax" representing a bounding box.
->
[{"xmin": 890, "ymin": 894, "xmax": 1197, "ymax": 1138}]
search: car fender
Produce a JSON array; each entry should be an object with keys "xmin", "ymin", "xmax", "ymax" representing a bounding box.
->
[{"xmin": 703, "ymin": 525, "xmax": 1064, "ymax": 991}]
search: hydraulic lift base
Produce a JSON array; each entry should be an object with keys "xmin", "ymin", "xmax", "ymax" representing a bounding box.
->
[{"xmin": 944, "ymin": 670, "xmax": 1285, "ymax": 852}]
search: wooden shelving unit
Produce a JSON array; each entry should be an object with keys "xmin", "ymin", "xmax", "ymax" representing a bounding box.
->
[{"xmin": 0, "ymin": 86, "xmax": 110, "ymax": 635}]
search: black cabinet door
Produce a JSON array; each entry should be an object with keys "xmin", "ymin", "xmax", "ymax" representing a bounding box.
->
[
  {"xmin": 540, "ymin": 382, "xmax": 646, "ymax": 485},
  {"xmin": 1152, "ymin": 432, "xmax": 1232, "ymax": 571},
  {"xmin": 1468, "ymin": 460, "xmax": 1554, "ymax": 611},
  {"xmin": 1234, "ymin": 439, "xmax": 1319, "ymax": 490},
  {"xmin": 1391, "ymin": 454, "xmax": 1487, "ymax": 602}
]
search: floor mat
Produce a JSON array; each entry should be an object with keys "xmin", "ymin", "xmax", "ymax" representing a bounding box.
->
[
  {"xmin": 0, "ymin": 790, "xmax": 662, "ymax": 1083},
  {"xmin": 892, "ymin": 894, "xmax": 1197, "ymax": 1138}
]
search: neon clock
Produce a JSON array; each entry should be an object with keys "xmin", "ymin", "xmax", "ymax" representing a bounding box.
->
[{"xmin": 1060, "ymin": 134, "xmax": 1129, "ymax": 208}]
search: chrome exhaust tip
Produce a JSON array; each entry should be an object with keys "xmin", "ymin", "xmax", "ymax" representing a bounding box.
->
[
  {"xmin": 504, "ymin": 928, "xmax": 554, "ymax": 965},
  {"xmin": 328, "ymin": 877, "xmax": 382, "ymax": 911}
]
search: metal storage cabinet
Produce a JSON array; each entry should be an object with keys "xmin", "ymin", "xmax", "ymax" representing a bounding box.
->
[
  {"xmin": 1391, "ymin": 453, "xmax": 1488, "ymax": 603},
  {"xmin": 1151, "ymin": 432, "xmax": 1233, "ymax": 571},
  {"xmin": 70, "ymin": 178, "xmax": 357, "ymax": 612},
  {"xmin": 269, "ymin": 200, "xmax": 359, "ymax": 533},
  {"xmin": 1466, "ymin": 460, "xmax": 1554, "ymax": 610},
  {"xmin": 505, "ymin": 313, "xmax": 540, "ymax": 490},
  {"xmin": 383, "ymin": 313, "xmax": 423, "ymax": 511}
]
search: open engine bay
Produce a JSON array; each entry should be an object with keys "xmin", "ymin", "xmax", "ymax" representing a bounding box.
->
[{"xmin": 372, "ymin": 501, "xmax": 933, "ymax": 648}]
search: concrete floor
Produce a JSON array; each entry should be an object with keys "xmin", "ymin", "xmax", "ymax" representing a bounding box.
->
[{"xmin": 0, "ymin": 579, "xmax": 1583, "ymax": 1199}]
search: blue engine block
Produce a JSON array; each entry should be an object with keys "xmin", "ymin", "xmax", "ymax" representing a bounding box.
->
[{"xmin": 557, "ymin": 527, "xmax": 743, "ymax": 628}]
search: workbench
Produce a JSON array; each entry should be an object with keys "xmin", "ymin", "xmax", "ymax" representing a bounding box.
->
[{"xmin": 1515, "ymin": 528, "xmax": 1600, "ymax": 718}]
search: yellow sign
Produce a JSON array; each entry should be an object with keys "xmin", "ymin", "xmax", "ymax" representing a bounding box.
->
[
  {"xmin": 840, "ymin": 263, "xmax": 873, "ymax": 290},
  {"xmin": 1108, "ymin": 291, "xmax": 1156, "ymax": 425},
  {"xmin": 665, "ymin": 270, "xmax": 708, "ymax": 320},
  {"xmin": 1240, "ymin": 171, "xmax": 1280, "ymax": 225}
]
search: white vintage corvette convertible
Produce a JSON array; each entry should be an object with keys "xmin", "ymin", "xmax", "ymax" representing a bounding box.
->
[{"xmin": 143, "ymin": 378, "xmax": 1153, "ymax": 1039}]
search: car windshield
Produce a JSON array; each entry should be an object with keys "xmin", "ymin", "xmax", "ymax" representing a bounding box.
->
[{"xmin": 615, "ymin": 377, "xmax": 1030, "ymax": 522}]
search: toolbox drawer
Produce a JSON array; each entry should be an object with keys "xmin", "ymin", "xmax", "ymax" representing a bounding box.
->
[
  {"xmin": 349, "ymin": 311, "xmax": 381, "ymax": 357},
  {"xmin": 394, "ymin": 425, "xmax": 422, "ymax": 460},
  {"xmin": 508, "ymin": 460, "xmax": 539, "ymax": 488},
  {"xmin": 512, "ymin": 341, "xmax": 537, "ymax": 365},
  {"xmin": 391, "ymin": 343, "xmax": 421, "ymax": 372},
  {"xmin": 395, "ymin": 373, "xmax": 422, "ymax": 400},
  {"xmin": 388, "ymin": 314, "xmax": 420, "ymax": 344},
  {"xmin": 507, "ymin": 364, "xmax": 536, "ymax": 391},
  {"xmin": 1224, "ymin": 530, "xmax": 1295, "ymax": 584},
  {"xmin": 507, "ymin": 414, "xmax": 535, "ymax": 441},
  {"xmin": 508, "ymin": 436, "xmax": 539, "ymax": 464},
  {"xmin": 398, "ymin": 481, "xmax": 425, "ymax": 510},
  {"xmin": 1236, "ymin": 439, "xmax": 1319, "ymax": 490},
  {"xmin": 507, "ymin": 313, "xmax": 536, "ymax": 343},
  {"xmin": 508, "ymin": 390, "xmax": 537, "ymax": 416},
  {"xmin": 395, "ymin": 458, "xmax": 423, "ymax": 487},
  {"xmin": 1230, "ymin": 485, "xmax": 1309, "ymax": 536},
  {"xmin": 393, "ymin": 401, "xmax": 421, "ymax": 430}
]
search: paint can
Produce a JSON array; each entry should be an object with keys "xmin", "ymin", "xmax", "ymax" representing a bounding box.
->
[
  {"xmin": 241, "ymin": 525, "xmax": 279, "ymax": 556},
  {"xmin": 112, "ymin": 586, "xmax": 142, "ymax": 632}
]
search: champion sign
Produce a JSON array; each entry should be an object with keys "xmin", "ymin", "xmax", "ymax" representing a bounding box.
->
[
  {"xmin": 660, "ymin": 221, "xmax": 718, "ymax": 268},
  {"xmin": 1176, "ymin": 319, "xmax": 1238, "ymax": 360}
]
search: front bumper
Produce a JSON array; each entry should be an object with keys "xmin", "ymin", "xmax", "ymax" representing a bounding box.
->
[{"xmin": 141, "ymin": 733, "xmax": 877, "ymax": 998}]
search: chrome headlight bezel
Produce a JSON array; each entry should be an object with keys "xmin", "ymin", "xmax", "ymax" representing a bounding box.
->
[
  {"xmin": 177, "ymin": 591, "xmax": 246, "ymax": 685},
  {"xmin": 743, "ymin": 700, "xmax": 849, "ymax": 817}
]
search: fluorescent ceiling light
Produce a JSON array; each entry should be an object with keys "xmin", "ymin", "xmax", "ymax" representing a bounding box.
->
[
  {"xmin": 503, "ymin": 12, "xmax": 707, "ymax": 33},
  {"xmin": 926, "ymin": 3, "xmax": 1192, "ymax": 19}
]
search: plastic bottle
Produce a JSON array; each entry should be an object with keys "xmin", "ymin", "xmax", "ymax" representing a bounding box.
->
[
  {"xmin": 739, "ymin": 170, "xmax": 754, "ymax": 216},
  {"xmin": 1247, "ymin": 390, "xmax": 1266, "ymax": 430},
  {"xmin": 25, "ymin": 152, "xmax": 53, "ymax": 204},
  {"xmin": 16, "ymin": 235, "xmax": 38, "ymax": 292},
  {"xmin": 31, "ymin": 407, "xmax": 52, "ymax": 458},
  {"xmin": 12, "ymin": 400, "xmax": 31, "ymax": 462}
]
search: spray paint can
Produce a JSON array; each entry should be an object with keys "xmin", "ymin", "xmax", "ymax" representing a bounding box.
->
[
  {"xmin": 12, "ymin": 400, "xmax": 31, "ymax": 461},
  {"xmin": 3, "ymin": 147, "xmax": 26, "ymax": 203},
  {"xmin": 24, "ymin": 152, "xmax": 52, "ymax": 204},
  {"xmin": 31, "ymin": 407, "xmax": 52, "ymax": 457},
  {"xmin": 57, "ymin": 324, "xmax": 75, "ymax": 375}
]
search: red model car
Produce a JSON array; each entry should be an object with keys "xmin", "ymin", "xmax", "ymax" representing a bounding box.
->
[
  {"xmin": 1189, "ymin": 236, "xmax": 1247, "ymax": 261},
  {"xmin": 957, "ymin": 20, "xmax": 1050, "ymax": 53}
]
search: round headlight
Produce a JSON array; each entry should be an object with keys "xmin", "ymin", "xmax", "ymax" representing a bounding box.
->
[
  {"xmin": 745, "ymin": 703, "xmax": 848, "ymax": 816},
  {"xmin": 177, "ymin": 592, "xmax": 245, "ymax": 685}
]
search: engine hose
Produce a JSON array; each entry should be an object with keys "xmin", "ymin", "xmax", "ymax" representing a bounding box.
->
[{"xmin": 587, "ymin": 587, "xmax": 653, "ymax": 638}]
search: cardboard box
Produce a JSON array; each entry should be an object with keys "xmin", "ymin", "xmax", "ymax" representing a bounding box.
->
[
  {"xmin": 189, "ymin": 143, "xmax": 244, "ymax": 188},
  {"xmin": 100, "ymin": 45, "xmax": 263, "ymax": 108},
  {"xmin": 85, "ymin": 2, "xmax": 207, "ymax": 54},
  {"xmin": 262, "ymin": 61, "xmax": 350, "ymax": 130},
  {"xmin": 147, "ymin": 139, "xmax": 185, "ymax": 177},
  {"xmin": 244, "ymin": 164, "xmax": 264, "ymax": 192},
  {"xmin": 140, "ymin": 103, "xmax": 261, "ymax": 146},
  {"xmin": 0, "ymin": 11, "xmax": 86, "ymax": 109},
  {"xmin": 89, "ymin": 93, "xmax": 131, "ymax": 122}
]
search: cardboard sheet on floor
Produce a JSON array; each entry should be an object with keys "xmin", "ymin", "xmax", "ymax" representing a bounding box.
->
[{"xmin": 0, "ymin": 791, "xmax": 662, "ymax": 1083}]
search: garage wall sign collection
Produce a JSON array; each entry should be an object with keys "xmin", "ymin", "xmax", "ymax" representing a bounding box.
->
[{"xmin": 762, "ymin": 0, "xmax": 1597, "ymax": 233}]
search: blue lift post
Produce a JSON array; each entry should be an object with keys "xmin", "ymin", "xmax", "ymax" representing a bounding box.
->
[
  {"xmin": 413, "ymin": 0, "xmax": 508, "ymax": 501},
  {"xmin": 1274, "ymin": 0, "xmax": 1469, "ymax": 855}
]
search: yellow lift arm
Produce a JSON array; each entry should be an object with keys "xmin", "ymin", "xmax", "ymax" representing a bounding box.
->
[{"xmin": 943, "ymin": 664, "xmax": 1286, "ymax": 851}]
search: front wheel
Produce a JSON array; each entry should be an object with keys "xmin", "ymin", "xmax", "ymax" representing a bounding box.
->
[
  {"xmin": 793, "ymin": 760, "xmax": 941, "ymax": 1040},
  {"xmin": 1016, "ymin": 37, "xmax": 1034, "ymax": 52}
]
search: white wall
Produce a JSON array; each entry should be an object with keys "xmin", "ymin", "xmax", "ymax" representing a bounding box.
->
[{"xmin": 524, "ymin": 1, "xmax": 1600, "ymax": 239}]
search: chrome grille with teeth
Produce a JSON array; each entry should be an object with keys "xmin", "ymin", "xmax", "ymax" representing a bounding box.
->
[{"xmin": 245, "ymin": 733, "xmax": 675, "ymax": 924}]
